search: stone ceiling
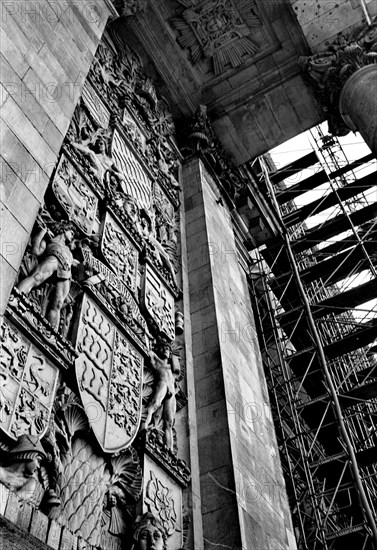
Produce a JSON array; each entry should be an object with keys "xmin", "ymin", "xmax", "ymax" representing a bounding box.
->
[{"xmin": 112, "ymin": 0, "xmax": 325, "ymax": 164}]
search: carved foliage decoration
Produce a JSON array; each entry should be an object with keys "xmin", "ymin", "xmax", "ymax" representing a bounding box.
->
[
  {"xmin": 0, "ymin": 321, "xmax": 59, "ymax": 441},
  {"xmin": 52, "ymin": 155, "xmax": 99, "ymax": 236},
  {"xmin": 75, "ymin": 295, "xmax": 143, "ymax": 453},
  {"xmin": 141, "ymin": 264, "xmax": 175, "ymax": 341},
  {"xmin": 171, "ymin": 0, "xmax": 262, "ymax": 74},
  {"xmin": 58, "ymin": 437, "xmax": 110, "ymax": 545},
  {"xmin": 101, "ymin": 212, "xmax": 139, "ymax": 293}
]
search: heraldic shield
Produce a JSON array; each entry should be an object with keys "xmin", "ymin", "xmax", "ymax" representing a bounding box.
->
[
  {"xmin": 75, "ymin": 295, "xmax": 144, "ymax": 453},
  {"xmin": 0, "ymin": 321, "xmax": 59, "ymax": 441}
]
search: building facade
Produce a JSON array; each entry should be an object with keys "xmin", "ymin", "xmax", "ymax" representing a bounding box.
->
[{"xmin": 1, "ymin": 1, "xmax": 377, "ymax": 549}]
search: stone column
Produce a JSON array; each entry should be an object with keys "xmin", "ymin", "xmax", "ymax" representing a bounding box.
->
[
  {"xmin": 340, "ymin": 64, "xmax": 377, "ymax": 156},
  {"xmin": 299, "ymin": 19, "xmax": 377, "ymax": 154},
  {"xmin": 183, "ymin": 155, "xmax": 297, "ymax": 549}
]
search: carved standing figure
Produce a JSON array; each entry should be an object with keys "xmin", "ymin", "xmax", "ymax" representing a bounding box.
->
[
  {"xmin": 0, "ymin": 434, "xmax": 46, "ymax": 501},
  {"xmin": 16, "ymin": 220, "xmax": 79, "ymax": 330},
  {"xmin": 71, "ymin": 136, "xmax": 125, "ymax": 186},
  {"xmin": 141, "ymin": 338, "xmax": 180, "ymax": 450},
  {"xmin": 139, "ymin": 211, "xmax": 177, "ymax": 286},
  {"xmin": 131, "ymin": 512, "xmax": 167, "ymax": 550}
]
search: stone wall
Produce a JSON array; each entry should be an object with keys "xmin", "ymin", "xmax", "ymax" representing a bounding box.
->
[{"xmin": 0, "ymin": 0, "xmax": 116, "ymax": 316}]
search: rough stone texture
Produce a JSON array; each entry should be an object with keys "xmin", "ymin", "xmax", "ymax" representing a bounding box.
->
[
  {"xmin": 0, "ymin": 515, "xmax": 52, "ymax": 550},
  {"xmin": 183, "ymin": 157, "xmax": 296, "ymax": 550},
  {"xmin": 0, "ymin": 0, "xmax": 116, "ymax": 316},
  {"xmin": 290, "ymin": 0, "xmax": 377, "ymax": 52}
]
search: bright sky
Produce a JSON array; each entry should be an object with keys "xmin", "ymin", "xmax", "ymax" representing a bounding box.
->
[{"xmin": 268, "ymin": 123, "xmax": 377, "ymax": 325}]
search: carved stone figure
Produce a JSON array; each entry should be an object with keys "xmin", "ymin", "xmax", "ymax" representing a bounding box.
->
[
  {"xmin": 139, "ymin": 211, "xmax": 177, "ymax": 286},
  {"xmin": 71, "ymin": 135, "xmax": 126, "ymax": 186},
  {"xmin": 16, "ymin": 220, "xmax": 80, "ymax": 330},
  {"xmin": 141, "ymin": 338, "xmax": 180, "ymax": 450},
  {"xmin": 156, "ymin": 141, "xmax": 180, "ymax": 190},
  {"xmin": 112, "ymin": 192, "xmax": 140, "ymax": 225},
  {"xmin": 0, "ymin": 434, "xmax": 46, "ymax": 500},
  {"xmin": 131, "ymin": 512, "xmax": 167, "ymax": 550}
]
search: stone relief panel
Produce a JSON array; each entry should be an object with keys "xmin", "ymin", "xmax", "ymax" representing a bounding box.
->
[
  {"xmin": 170, "ymin": 0, "xmax": 273, "ymax": 75},
  {"xmin": 52, "ymin": 154, "xmax": 99, "ymax": 236},
  {"xmin": 141, "ymin": 264, "xmax": 176, "ymax": 342},
  {"xmin": 82, "ymin": 81, "xmax": 111, "ymax": 130},
  {"xmin": 142, "ymin": 456, "xmax": 183, "ymax": 549},
  {"xmin": 0, "ymin": 321, "xmax": 59, "ymax": 441},
  {"xmin": 75, "ymin": 295, "xmax": 144, "ymax": 453},
  {"xmin": 101, "ymin": 212, "xmax": 139, "ymax": 293},
  {"xmin": 5, "ymin": 30, "xmax": 190, "ymax": 549},
  {"xmin": 111, "ymin": 128, "xmax": 153, "ymax": 212}
]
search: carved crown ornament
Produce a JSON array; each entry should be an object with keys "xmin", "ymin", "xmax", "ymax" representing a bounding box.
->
[
  {"xmin": 299, "ymin": 17, "xmax": 377, "ymax": 136},
  {"xmin": 170, "ymin": 0, "xmax": 262, "ymax": 75}
]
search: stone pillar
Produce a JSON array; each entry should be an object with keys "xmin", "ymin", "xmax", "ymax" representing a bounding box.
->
[
  {"xmin": 183, "ymin": 156, "xmax": 297, "ymax": 549},
  {"xmin": 299, "ymin": 19, "xmax": 377, "ymax": 148},
  {"xmin": 0, "ymin": 0, "xmax": 117, "ymax": 316},
  {"xmin": 340, "ymin": 64, "xmax": 377, "ymax": 156}
]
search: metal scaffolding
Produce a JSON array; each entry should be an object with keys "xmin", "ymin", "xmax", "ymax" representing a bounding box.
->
[{"xmin": 248, "ymin": 127, "xmax": 377, "ymax": 549}]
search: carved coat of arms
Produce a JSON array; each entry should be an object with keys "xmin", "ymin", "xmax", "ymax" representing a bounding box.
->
[
  {"xmin": 52, "ymin": 155, "xmax": 99, "ymax": 235},
  {"xmin": 111, "ymin": 128, "xmax": 152, "ymax": 211},
  {"xmin": 101, "ymin": 212, "xmax": 139, "ymax": 293},
  {"xmin": 141, "ymin": 264, "xmax": 175, "ymax": 341},
  {"xmin": 75, "ymin": 295, "xmax": 143, "ymax": 452},
  {"xmin": 0, "ymin": 322, "xmax": 59, "ymax": 440}
]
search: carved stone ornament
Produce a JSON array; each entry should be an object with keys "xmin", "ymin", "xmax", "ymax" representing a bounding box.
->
[
  {"xmin": 145, "ymin": 471, "xmax": 177, "ymax": 536},
  {"xmin": 299, "ymin": 17, "xmax": 377, "ymax": 136},
  {"xmin": 171, "ymin": 0, "xmax": 262, "ymax": 74},
  {"xmin": 144, "ymin": 430, "xmax": 191, "ymax": 488},
  {"xmin": 122, "ymin": 106, "xmax": 148, "ymax": 153},
  {"xmin": 52, "ymin": 154, "xmax": 99, "ymax": 236},
  {"xmin": 6, "ymin": 289, "xmax": 77, "ymax": 371},
  {"xmin": 131, "ymin": 512, "xmax": 167, "ymax": 550},
  {"xmin": 81, "ymin": 246, "xmax": 150, "ymax": 351},
  {"xmin": 141, "ymin": 264, "xmax": 175, "ymax": 341},
  {"xmin": 0, "ymin": 434, "xmax": 47, "ymax": 501},
  {"xmin": 111, "ymin": 128, "xmax": 153, "ymax": 212},
  {"xmin": 82, "ymin": 82, "xmax": 111, "ymax": 130},
  {"xmin": 75, "ymin": 295, "xmax": 143, "ymax": 453},
  {"xmin": 100, "ymin": 212, "xmax": 139, "ymax": 293},
  {"xmin": 0, "ymin": 321, "xmax": 59, "ymax": 441}
]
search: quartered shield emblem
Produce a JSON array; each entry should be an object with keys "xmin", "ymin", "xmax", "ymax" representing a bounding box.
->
[
  {"xmin": 75, "ymin": 295, "xmax": 143, "ymax": 453},
  {"xmin": 0, "ymin": 321, "xmax": 59, "ymax": 441}
]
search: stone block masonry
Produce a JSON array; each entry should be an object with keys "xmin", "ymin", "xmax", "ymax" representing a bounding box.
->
[{"xmin": 0, "ymin": 0, "xmax": 116, "ymax": 317}]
